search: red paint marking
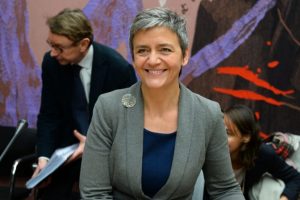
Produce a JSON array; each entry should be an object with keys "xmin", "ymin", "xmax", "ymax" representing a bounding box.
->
[
  {"xmin": 213, "ymin": 88, "xmax": 283, "ymax": 106},
  {"xmin": 267, "ymin": 61, "xmax": 279, "ymax": 68},
  {"xmin": 266, "ymin": 41, "xmax": 272, "ymax": 46},
  {"xmin": 255, "ymin": 111, "xmax": 260, "ymax": 120},
  {"xmin": 217, "ymin": 66, "xmax": 294, "ymax": 95},
  {"xmin": 259, "ymin": 131, "xmax": 269, "ymax": 139}
]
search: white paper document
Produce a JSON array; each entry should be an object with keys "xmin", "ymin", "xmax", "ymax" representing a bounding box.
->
[{"xmin": 26, "ymin": 143, "xmax": 79, "ymax": 189}]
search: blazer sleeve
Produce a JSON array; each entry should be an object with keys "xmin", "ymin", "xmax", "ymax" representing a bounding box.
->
[
  {"xmin": 80, "ymin": 94, "xmax": 114, "ymax": 199},
  {"xmin": 202, "ymin": 102, "xmax": 245, "ymax": 200},
  {"xmin": 36, "ymin": 53, "xmax": 64, "ymax": 158}
]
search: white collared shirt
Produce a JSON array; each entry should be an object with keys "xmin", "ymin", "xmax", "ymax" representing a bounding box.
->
[{"xmin": 78, "ymin": 45, "xmax": 94, "ymax": 103}]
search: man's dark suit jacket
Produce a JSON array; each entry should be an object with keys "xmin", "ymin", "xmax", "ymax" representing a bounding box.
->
[{"xmin": 37, "ymin": 42, "xmax": 137, "ymax": 158}]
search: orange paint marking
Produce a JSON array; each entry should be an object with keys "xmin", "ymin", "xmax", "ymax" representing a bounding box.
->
[
  {"xmin": 267, "ymin": 61, "xmax": 279, "ymax": 68},
  {"xmin": 217, "ymin": 66, "xmax": 294, "ymax": 96},
  {"xmin": 213, "ymin": 88, "xmax": 283, "ymax": 106}
]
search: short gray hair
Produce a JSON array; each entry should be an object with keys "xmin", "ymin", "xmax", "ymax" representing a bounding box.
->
[{"xmin": 129, "ymin": 7, "xmax": 188, "ymax": 59}]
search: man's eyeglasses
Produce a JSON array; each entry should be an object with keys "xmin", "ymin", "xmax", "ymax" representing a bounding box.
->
[{"xmin": 46, "ymin": 40, "xmax": 79, "ymax": 54}]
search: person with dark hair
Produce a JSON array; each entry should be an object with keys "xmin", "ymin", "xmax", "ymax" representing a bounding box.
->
[
  {"xmin": 32, "ymin": 8, "xmax": 137, "ymax": 200},
  {"xmin": 80, "ymin": 7, "xmax": 244, "ymax": 200},
  {"xmin": 224, "ymin": 105, "xmax": 300, "ymax": 200}
]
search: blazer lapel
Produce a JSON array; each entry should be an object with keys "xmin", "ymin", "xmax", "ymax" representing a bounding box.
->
[
  {"xmin": 124, "ymin": 83, "xmax": 145, "ymax": 197},
  {"xmin": 155, "ymin": 83, "xmax": 195, "ymax": 199}
]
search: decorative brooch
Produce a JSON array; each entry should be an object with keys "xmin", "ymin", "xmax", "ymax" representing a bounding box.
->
[{"xmin": 121, "ymin": 94, "xmax": 136, "ymax": 108}]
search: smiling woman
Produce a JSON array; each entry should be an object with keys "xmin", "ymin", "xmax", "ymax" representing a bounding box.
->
[
  {"xmin": 80, "ymin": 7, "xmax": 244, "ymax": 200},
  {"xmin": 132, "ymin": 26, "xmax": 188, "ymax": 93}
]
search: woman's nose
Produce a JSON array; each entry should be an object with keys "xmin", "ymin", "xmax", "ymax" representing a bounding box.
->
[{"xmin": 147, "ymin": 51, "xmax": 160, "ymax": 65}]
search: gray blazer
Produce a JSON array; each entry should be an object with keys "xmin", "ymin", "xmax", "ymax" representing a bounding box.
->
[{"xmin": 80, "ymin": 82, "xmax": 244, "ymax": 200}]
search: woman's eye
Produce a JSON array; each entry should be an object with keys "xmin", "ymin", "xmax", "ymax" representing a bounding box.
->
[
  {"xmin": 137, "ymin": 49, "xmax": 145, "ymax": 53},
  {"xmin": 160, "ymin": 48, "xmax": 172, "ymax": 53},
  {"xmin": 136, "ymin": 49, "xmax": 148, "ymax": 55}
]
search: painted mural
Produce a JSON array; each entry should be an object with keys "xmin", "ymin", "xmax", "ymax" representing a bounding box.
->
[{"xmin": 0, "ymin": 0, "xmax": 299, "ymax": 135}]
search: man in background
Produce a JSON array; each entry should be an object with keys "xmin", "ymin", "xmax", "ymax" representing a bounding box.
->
[{"xmin": 32, "ymin": 8, "xmax": 137, "ymax": 199}]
